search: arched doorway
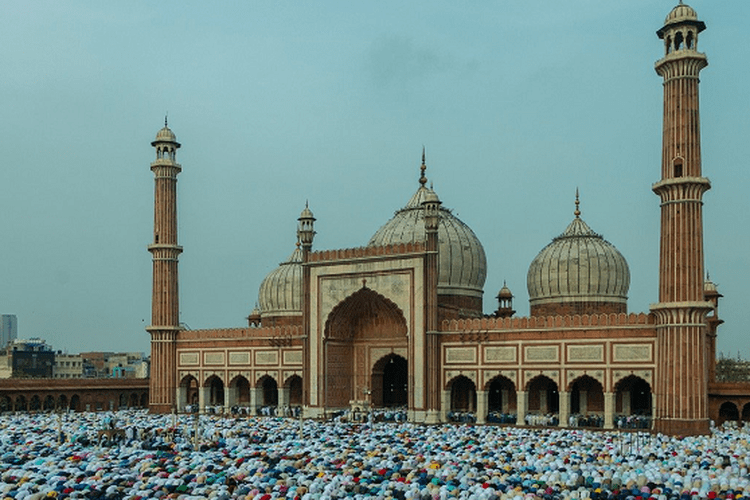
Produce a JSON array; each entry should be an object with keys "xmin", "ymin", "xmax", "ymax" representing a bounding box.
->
[
  {"xmin": 372, "ymin": 354, "xmax": 408, "ymax": 408},
  {"xmin": 205, "ymin": 375, "xmax": 224, "ymax": 406},
  {"xmin": 129, "ymin": 393, "xmax": 139, "ymax": 407},
  {"xmin": 30, "ymin": 395, "xmax": 41, "ymax": 411},
  {"xmin": 15, "ymin": 396, "xmax": 27, "ymax": 411},
  {"xmin": 719, "ymin": 402, "xmax": 739, "ymax": 426},
  {"xmin": 286, "ymin": 375, "xmax": 303, "ymax": 406},
  {"xmin": 230, "ymin": 376, "xmax": 251, "ymax": 406},
  {"xmin": 570, "ymin": 376, "xmax": 604, "ymax": 414},
  {"xmin": 69, "ymin": 394, "xmax": 80, "ymax": 411},
  {"xmin": 0, "ymin": 396, "xmax": 10, "ymax": 412},
  {"xmin": 259, "ymin": 376, "xmax": 278, "ymax": 406},
  {"xmin": 179, "ymin": 375, "xmax": 199, "ymax": 408},
  {"xmin": 324, "ymin": 287, "xmax": 408, "ymax": 410},
  {"xmin": 615, "ymin": 375, "xmax": 652, "ymax": 415},
  {"xmin": 487, "ymin": 375, "xmax": 516, "ymax": 419},
  {"xmin": 58, "ymin": 395, "xmax": 68, "ymax": 410},
  {"xmin": 527, "ymin": 375, "xmax": 559, "ymax": 414},
  {"xmin": 43, "ymin": 395, "xmax": 56, "ymax": 411},
  {"xmin": 449, "ymin": 375, "xmax": 477, "ymax": 412}
]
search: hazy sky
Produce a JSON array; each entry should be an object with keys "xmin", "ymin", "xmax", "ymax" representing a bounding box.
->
[{"xmin": 1, "ymin": 1, "xmax": 748, "ymax": 357}]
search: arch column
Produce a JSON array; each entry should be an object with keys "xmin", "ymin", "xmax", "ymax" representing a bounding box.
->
[
  {"xmin": 517, "ymin": 391, "xmax": 527, "ymax": 426},
  {"xmin": 224, "ymin": 386, "xmax": 235, "ymax": 409},
  {"xmin": 279, "ymin": 387, "xmax": 290, "ymax": 407},
  {"xmin": 476, "ymin": 390, "xmax": 487, "ymax": 424},
  {"xmin": 198, "ymin": 386, "xmax": 209, "ymax": 412},
  {"xmin": 604, "ymin": 392, "xmax": 615, "ymax": 429},
  {"xmin": 250, "ymin": 387, "xmax": 262, "ymax": 413},
  {"xmin": 176, "ymin": 385, "xmax": 187, "ymax": 411},
  {"xmin": 559, "ymin": 391, "xmax": 570, "ymax": 428},
  {"xmin": 441, "ymin": 390, "xmax": 450, "ymax": 421}
]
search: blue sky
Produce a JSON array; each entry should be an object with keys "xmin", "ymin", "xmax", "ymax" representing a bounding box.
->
[{"xmin": 1, "ymin": 1, "xmax": 748, "ymax": 356}]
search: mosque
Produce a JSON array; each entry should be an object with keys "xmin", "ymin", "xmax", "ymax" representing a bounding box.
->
[{"xmin": 146, "ymin": 3, "xmax": 745, "ymax": 436}]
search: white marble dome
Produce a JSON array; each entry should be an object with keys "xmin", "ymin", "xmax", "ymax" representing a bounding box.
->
[
  {"xmin": 527, "ymin": 213, "xmax": 630, "ymax": 310},
  {"xmin": 665, "ymin": 3, "xmax": 698, "ymax": 24},
  {"xmin": 154, "ymin": 125, "xmax": 177, "ymax": 143},
  {"xmin": 368, "ymin": 183, "xmax": 487, "ymax": 299},
  {"xmin": 257, "ymin": 244, "xmax": 303, "ymax": 317}
]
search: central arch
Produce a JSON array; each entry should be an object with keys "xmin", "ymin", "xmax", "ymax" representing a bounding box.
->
[
  {"xmin": 324, "ymin": 286, "xmax": 408, "ymax": 409},
  {"xmin": 372, "ymin": 354, "xmax": 408, "ymax": 408}
]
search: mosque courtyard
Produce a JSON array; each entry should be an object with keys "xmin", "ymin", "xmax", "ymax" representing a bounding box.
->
[{"xmin": 0, "ymin": 411, "xmax": 747, "ymax": 500}]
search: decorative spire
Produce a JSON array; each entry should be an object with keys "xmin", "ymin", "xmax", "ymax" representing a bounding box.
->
[
  {"xmin": 574, "ymin": 188, "xmax": 581, "ymax": 218},
  {"xmin": 164, "ymin": 113, "xmax": 168, "ymax": 127},
  {"xmin": 419, "ymin": 147, "xmax": 427, "ymax": 187}
]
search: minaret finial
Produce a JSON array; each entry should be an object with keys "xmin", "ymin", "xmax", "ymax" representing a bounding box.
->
[
  {"xmin": 574, "ymin": 188, "xmax": 581, "ymax": 218},
  {"xmin": 164, "ymin": 113, "xmax": 168, "ymax": 127},
  {"xmin": 419, "ymin": 147, "xmax": 427, "ymax": 187}
]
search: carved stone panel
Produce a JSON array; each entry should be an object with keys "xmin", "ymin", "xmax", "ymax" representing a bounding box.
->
[
  {"xmin": 179, "ymin": 352, "xmax": 199, "ymax": 366},
  {"xmin": 484, "ymin": 346, "xmax": 517, "ymax": 363},
  {"xmin": 228, "ymin": 351, "xmax": 250, "ymax": 366},
  {"xmin": 203, "ymin": 352, "xmax": 225, "ymax": 365},
  {"xmin": 445, "ymin": 347, "xmax": 477, "ymax": 364},
  {"xmin": 613, "ymin": 344, "xmax": 652, "ymax": 362},
  {"xmin": 525, "ymin": 345, "xmax": 559, "ymax": 362},
  {"xmin": 567, "ymin": 345, "xmax": 604, "ymax": 363},
  {"xmin": 255, "ymin": 351, "xmax": 279, "ymax": 366},
  {"xmin": 283, "ymin": 350, "xmax": 303, "ymax": 365}
]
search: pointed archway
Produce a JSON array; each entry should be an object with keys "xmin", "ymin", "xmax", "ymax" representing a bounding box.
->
[
  {"xmin": 324, "ymin": 286, "xmax": 408, "ymax": 409},
  {"xmin": 487, "ymin": 375, "xmax": 516, "ymax": 414},
  {"xmin": 718, "ymin": 402, "xmax": 739, "ymax": 426},
  {"xmin": 205, "ymin": 375, "xmax": 225, "ymax": 406},
  {"xmin": 258, "ymin": 375, "xmax": 278, "ymax": 406},
  {"xmin": 615, "ymin": 375, "xmax": 652, "ymax": 415},
  {"xmin": 285, "ymin": 375, "xmax": 303, "ymax": 406},
  {"xmin": 179, "ymin": 374, "xmax": 199, "ymax": 409},
  {"xmin": 527, "ymin": 375, "xmax": 559, "ymax": 414},
  {"xmin": 570, "ymin": 375, "xmax": 604, "ymax": 414},
  {"xmin": 449, "ymin": 375, "xmax": 477, "ymax": 412}
]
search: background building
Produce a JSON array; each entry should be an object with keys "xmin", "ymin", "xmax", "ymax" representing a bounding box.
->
[
  {"xmin": 0, "ymin": 338, "xmax": 54, "ymax": 378},
  {"xmin": 53, "ymin": 352, "xmax": 84, "ymax": 379},
  {"xmin": 0, "ymin": 315, "xmax": 17, "ymax": 348}
]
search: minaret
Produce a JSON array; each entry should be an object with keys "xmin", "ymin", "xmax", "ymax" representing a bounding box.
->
[
  {"xmin": 421, "ymin": 150, "xmax": 441, "ymax": 423},
  {"xmin": 651, "ymin": 3, "xmax": 712, "ymax": 435},
  {"xmin": 298, "ymin": 203, "xmax": 315, "ymax": 412},
  {"xmin": 147, "ymin": 119, "xmax": 182, "ymax": 413}
]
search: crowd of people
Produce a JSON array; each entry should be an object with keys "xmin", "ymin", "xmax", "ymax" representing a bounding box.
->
[{"xmin": 0, "ymin": 410, "xmax": 747, "ymax": 500}]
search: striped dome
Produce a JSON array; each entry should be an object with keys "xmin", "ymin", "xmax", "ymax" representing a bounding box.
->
[
  {"xmin": 527, "ymin": 215, "xmax": 630, "ymax": 310},
  {"xmin": 665, "ymin": 3, "xmax": 698, "ymax": 25},
  {"xmin": 257, "ymin": 244, "xmax": 303, "ymax": 317},
  {"xmin": 368, "ymin": 184, "xmax": 487, "ymax": 299}
]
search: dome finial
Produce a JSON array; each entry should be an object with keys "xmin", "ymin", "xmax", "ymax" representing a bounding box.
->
[
  {"xmin": 164, "ymin": 113, "xmax": 168, "ymax": 127},
  {"xmin": 574, "ymin": 188, "xmax": 581, "ymax": 218},
  {"xmin": 419, "ymin": 146, "xmax": 427, "ymax": 187}
]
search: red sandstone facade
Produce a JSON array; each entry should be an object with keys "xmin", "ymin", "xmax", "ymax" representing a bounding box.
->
[{"xmin": 147, "ymin": 4, "xmax": 750, "ymax": 434}]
